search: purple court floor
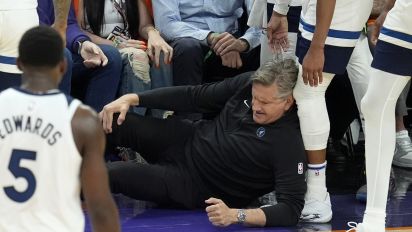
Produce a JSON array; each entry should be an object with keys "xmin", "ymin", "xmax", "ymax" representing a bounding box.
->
[{"xmin": 85, "ymin": 165, "xmax": 412, "ymax": 232}]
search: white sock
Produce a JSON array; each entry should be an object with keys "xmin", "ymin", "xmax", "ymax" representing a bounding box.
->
[
  {"xmin": 306, "ymin": 161, "xmax": 327, "ymax": 200},
  {"xmin": 363, "ymin": 208, "xmax": 386, "ymax": 229}
]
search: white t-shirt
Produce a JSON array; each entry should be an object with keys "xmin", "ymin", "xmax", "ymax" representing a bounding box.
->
[{"xmin": 85, "ymin": 0, "xmax": 125, "ymax": 38}]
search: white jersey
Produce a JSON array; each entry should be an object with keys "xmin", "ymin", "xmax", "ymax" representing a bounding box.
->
[
  {"xmin": 0, "ymin": 0, "xmax": 37, "ymax": 10},
  {"xmin": 300, "ymin": 0, "xmax": 373, "ymax": 47},
  {"xmin": 379, "ymin": 0, "xmax": 412, "ymax": 50},
  {"xmin": 0, "ymin": 88, "xmax": 84, "ymax": 232}
]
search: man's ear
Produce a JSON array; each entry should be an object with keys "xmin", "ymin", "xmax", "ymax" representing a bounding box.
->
[
  {"xmin": 16, "ymin": 58, "xmax": 23, "ymax": 71},
  {"xmin": 284, "ymin": 94, "xmax": 294, "ymax": 111}
]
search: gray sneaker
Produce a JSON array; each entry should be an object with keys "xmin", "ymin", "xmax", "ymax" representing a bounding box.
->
[
  {"xmin": 392, "ymin": 166, "xmax": 412, "ymax": 199},
  {"xmin": 393, "ymin": 136, "xmax": 412, "ymax": 168}
]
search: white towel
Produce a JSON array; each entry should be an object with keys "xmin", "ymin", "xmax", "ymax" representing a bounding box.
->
[{"xmin": 247, "ymin": 0, "xmax": 267, "ymax": 28}]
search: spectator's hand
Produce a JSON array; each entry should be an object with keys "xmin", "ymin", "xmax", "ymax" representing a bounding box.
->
[
  {"xmin": 221, "ymin": 51, "xmax": 243, "ymax": 69},
  {"xmin": 99, "ymin": 94, "xmax": 139, "ymax": 134},
  {"xmin": 147, "ymin": 29, "xmax": 173, "ymax": 68},
  {"xmin": 370, "ymin": 10, "xmax": 388, "ymax": 46},
  {"xmin": 125, "ymin": 39, "xmax": 148, "ymax": 50},
  {"xmin": 205, "ymin": 198, "xmax": 237, "ymax": 227},
  {"xmin": 302, "ymin": 46, "xmax": 324, "ymax": 87},
  {"xmin": 80, "ymin": 41, "xmax": 109, "ymax": 68},
  {"xmin": 267, "ymin": 11, "xmax": 289, "ymax": 52},
  {"xmin": 211, "ymin": 32, "xmax": 244, "ymax": 55}
]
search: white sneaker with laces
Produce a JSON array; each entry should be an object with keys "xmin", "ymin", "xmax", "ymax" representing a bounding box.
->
[
  {"xmin": 300, "ymin": 192, "xmax": 333, "ymax": 223},
  {"xmin": 393, "ymin": 136, "xmax": 412, "ymax": 168}
]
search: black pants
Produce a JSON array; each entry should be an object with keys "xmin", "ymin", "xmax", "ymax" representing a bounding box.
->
[
  {"xmin": 326, "ymin": 72, "xmax": 359, "ymax": 140},
  {"xmin": 170, "ymin": 37, "xmax": 260, "ymax": 86},
  {"xmin": 106, "ymin": 114, "xmax": 206, "ymax": 209}
]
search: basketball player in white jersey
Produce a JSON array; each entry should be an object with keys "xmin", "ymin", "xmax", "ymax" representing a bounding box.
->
[
  {"xmin": 0, "ymin": 0, "xmax": 70, "ymax": 91},
  {"xmin": 348, "ymin": 0, "xmax": 412, "ymax": 231},
  {"xmin": 0, "ymin": 26, "xmax": 120, "ymax": 232},
  {"xmin": 267, "ymin": 0, "xmax": 373, "ymax": 223}
]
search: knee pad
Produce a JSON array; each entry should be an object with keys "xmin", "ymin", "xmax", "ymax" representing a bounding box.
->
[{"xmin": 293, "ymin": 74, "xmax": 333, "ymax": 150}]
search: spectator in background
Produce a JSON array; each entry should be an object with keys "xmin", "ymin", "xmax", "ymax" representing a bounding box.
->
[
  {"xmin": 76, "ymin": 0, "xmax": 173, "ymax": 118},
  {"xmin": 152, "ymin": 0, "xmax": 262, "ymax": 86},
  {"xmin": 37, "ymin": 0, "xmax": 122, "ymax": 112}
]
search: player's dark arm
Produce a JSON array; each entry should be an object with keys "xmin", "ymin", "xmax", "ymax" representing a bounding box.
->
[
  {"xmin": 52, "ymin": 0, "xmax": 71, "ymax": 40},
  {"xmin": 302, "ymin": 0, "xmax": 336, "ymax": 87},
  {"xmin": 383, "ymin": 0, "xmax": 396, "ymax": 11},
  {"xmin": 371, "ymin": 0, "xmax": 385, "ymax": 18},
  {"xmin": 370, "ymin": 0, "xmax": 396, "ymax": 44},
  {"xmin": 72, "ymin": 105, "xmax": 120, "ymax": 232}
]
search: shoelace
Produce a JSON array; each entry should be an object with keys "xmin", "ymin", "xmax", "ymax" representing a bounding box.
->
[{"xmin": 346, "ymin": 221, "xmax": 358, "ymax": 232}]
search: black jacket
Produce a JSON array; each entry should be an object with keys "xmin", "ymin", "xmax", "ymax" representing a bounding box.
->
[{"xmin": 139, "ymin": 72, "xmax": 307, "ymax": 226}]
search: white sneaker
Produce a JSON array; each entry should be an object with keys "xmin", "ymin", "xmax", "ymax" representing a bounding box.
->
[
  {"xmin": 300, "ymin": 192, "xmax": 333, "ymax": 223},
  {"xmin": 393, "ymin": 136, "xmax": 412, "ymax": 168}
]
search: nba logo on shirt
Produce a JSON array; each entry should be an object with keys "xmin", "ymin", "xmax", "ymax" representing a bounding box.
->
[
  {"xmin": 256, "ymin": 127, "xmax": 265, "ymax": 138},
  {"xmin": 298, "ymin": 163, "xmax": 304, "ymax": 175}
]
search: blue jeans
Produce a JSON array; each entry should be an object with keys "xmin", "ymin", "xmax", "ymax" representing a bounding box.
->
[
  {"xmin": 119, "ymin": 52, "xmax": 173, "ymax": 118},
  {"xmin": 71, "ymin": 45, "xmax": 122, "ymax": 112},
  {"xmin": 0, "ymin": 48, "xmax": 72, "ymax": 94}
]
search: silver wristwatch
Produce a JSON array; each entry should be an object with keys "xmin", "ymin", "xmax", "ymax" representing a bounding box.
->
[{"xmin": 237, "ymin": 209, "xmax": 246, "ymax": 223}]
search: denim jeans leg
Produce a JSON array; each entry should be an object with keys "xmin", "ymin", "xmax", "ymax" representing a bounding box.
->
[
  {"xmin": 72, "ymin": 44, "xmax": 122, "ymax": 112},
  {"xmin": 119, "ymin": 53, "xmax": 151, "ymax": 116}
]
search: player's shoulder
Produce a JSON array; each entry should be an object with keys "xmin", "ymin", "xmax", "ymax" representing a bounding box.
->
[{"xmin": 72, "ymin": 104, "xmax": 101, "ymax": 130}]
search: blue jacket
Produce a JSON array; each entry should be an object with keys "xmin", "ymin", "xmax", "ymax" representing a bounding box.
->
[{"xmin": 37, "ymin": 0, "xmax": 90, "ymax": 53}]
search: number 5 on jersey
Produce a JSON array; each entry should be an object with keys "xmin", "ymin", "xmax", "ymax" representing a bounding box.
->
[{"xmin": 3, "ymin": 149, "xmax": 37, "ymax": 203}]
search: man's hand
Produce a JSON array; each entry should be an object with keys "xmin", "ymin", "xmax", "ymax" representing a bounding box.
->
[
  {"xmin": 205, "ymin": 198, "xmax": 237, "ymax": 227},
  {"xmin": 370, "ymin": 10, "xmax": 388, "ymax": 46},
  {"xmin": 211, "ymin": 32, "xmax": 248, "ymax": 55},
  {"xmin": 302, "ymin": 46, "xmax": 324, "ymax": 87},
  {"xmin": 80, "ymin": 41, "xmax": 109, "ymax": 68},
  {"xmin": 147, "ymin": 29, "xmax": 174, "ymax": 68},
  {"xmin": 221, "ymin": 51, "xmax": 243, "ymax": 69},
  {"xmin": 99, "ymin": 94, "xmax": 139, "ymax": 133},
  {"xmin": 267, "ymin": 11, "xmax": 289, "ymax": 52}
]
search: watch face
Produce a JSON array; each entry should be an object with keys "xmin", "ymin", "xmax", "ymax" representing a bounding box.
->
[{"xmin": 237, "ymin": 209, "xmax": 246, "ymax": 223}]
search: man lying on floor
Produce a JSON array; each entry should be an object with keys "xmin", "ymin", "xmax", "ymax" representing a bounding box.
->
[{"xmin": 100, "ymin": 59, "xmax": 307, "ymax": 227}]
